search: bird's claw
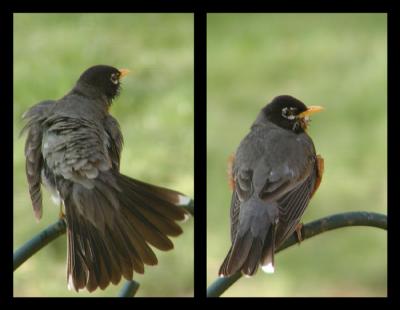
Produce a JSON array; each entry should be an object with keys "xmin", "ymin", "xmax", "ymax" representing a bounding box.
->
[
  {"xmin": 59, "ymin": 203, "xmax": 65, "ymax": 219},
  {"xmin": 295, "ymin": 223, "xmax": 303, "ymax": 244}
]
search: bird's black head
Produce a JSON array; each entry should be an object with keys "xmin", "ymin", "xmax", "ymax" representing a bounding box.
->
[
  {"xmin": 256, "ymin": 95, "xmax": 323, "ymax": 133},
  {"xmin": 76, "ymin": 65, "xmax": 130, "ymax": 103}
]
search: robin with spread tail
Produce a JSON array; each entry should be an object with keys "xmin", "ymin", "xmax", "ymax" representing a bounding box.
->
[
  {"xmin": 21, "ymin": 65, "xmax": 190, "ymax": 292},
  {"xmin": 219, "ymin": 95, "xmax": 324, "ymax": 277}
]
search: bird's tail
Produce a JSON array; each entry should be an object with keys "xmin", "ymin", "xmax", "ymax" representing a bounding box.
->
[
  {"xmin": 218, "ymin": 198, "xmax": 277, "ymax": 277},
  {"xmin": 63, "ymin": 172, "xmax": 190, "ymax": 292}
]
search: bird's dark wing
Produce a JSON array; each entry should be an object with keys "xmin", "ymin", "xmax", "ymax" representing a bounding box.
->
[
  {"xmin": 230, "ymin": 190, "xmax": 240, "ymax": 242},
  {"xmin": 21, "ymin": 100, "xmax": 55, "ymax": 220},
  {"xmin": 41, "ymin": 115, "xmax": 117, "ymax": 230},
  {"xmin": 274, "ymin": 163, "xmax": 318, "ymax": 247},
  {"xmin": 229, "ymin": 167, "xmax": 253, "ymax": 241},
  {"xmin": 104, "ymin": 115, "xmax": 124, "ymax": 171},
  {"xmin": 274, "ymin": 155, "xmax": 323, "ymax": 247},
  {"xmin": 42, "ymin": 115, "xmax": 113, "ymax": 184}
]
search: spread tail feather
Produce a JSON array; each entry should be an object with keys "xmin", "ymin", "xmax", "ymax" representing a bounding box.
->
[{"xmin": 64, "ymin": 172, "xmax": 189, "ymax": 292}]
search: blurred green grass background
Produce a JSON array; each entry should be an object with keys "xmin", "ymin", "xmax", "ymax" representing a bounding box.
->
[
  {"xmin": 207, "ymin": 13, "xmax": 387, "ymax": 297},
  {"xmin": 14, "ymin": 13, "xmax": 193, "ymax": 297}
]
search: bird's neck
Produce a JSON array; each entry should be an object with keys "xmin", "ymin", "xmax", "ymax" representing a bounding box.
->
[{"xmin": 70, "ymin": 82, "xmax": 113, "ymax": 111}]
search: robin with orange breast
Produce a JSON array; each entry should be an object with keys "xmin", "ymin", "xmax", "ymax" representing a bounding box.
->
[
  {"xmin": 219, "ymin": 95, "xmax": 324, "ymax": 277},
  {"xmin": 21, "ymin": 65, "xmax": 190, "ymax": 292}
]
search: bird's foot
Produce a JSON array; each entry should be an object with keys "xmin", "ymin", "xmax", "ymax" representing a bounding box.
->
[
  {"xmin": 59, "ymin": 204, "xmax": 65, "ymax": 219},
  {"xmin": 295, "ymin": 223, "xmax": 303, "ymax": 244}
]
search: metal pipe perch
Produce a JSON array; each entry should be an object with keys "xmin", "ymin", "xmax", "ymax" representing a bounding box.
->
[
  {"xmin": 207, "ymin": 211, "xmax": 387, "ymax": 297},
  {"xmin": 13, "ymin": 199, "xmax": 194, "ymax": 297}
]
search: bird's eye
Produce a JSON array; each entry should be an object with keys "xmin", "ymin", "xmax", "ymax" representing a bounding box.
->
[
  {"xmin": 281, "ymin": 107, "xmax": 296, "ymax": 120},
  {"xmin": 110, "ymin": 73, "xmax": 119, "ymax": 85}
]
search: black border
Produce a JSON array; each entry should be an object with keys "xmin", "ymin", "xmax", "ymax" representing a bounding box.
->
[
  {"xmin": 194, "ymin": 10, "xmax": 207, "ymax": 300},
  {"xmin": 0, "ymin": 7, "xmax": 13, "ymax": 306},
  {"xmin": 0, "ymin": 0, "xmax": 395, "ymax": 305}
]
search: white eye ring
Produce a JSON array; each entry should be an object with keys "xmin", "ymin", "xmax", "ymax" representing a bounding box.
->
[
  {"xmin": 110, "ymin": 73, "xmax": 119, "ymax": 85},
  {"xmin": 282, "ymin": 107, "xmax": 295, "ymax": 120}
]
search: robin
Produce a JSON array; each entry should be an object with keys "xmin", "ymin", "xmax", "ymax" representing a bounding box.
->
[
  {"xmin": 21, "ymin": 65, "xmax": 190, "ymax": 292},
  {"xmin": 219, "ymin": 95, "xmax": 324, "ymax": 277}
]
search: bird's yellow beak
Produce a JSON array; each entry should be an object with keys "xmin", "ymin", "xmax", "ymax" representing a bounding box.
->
[
  {"xmin": 118, "ymin": 68, "xmax": 130, "ymax": 79},
  {"xmin": 298, "ymin": 106, "xmax": 324, "ymax": 118}
]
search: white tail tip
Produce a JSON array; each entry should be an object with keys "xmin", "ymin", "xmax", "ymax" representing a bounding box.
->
[
  {"xmin": 262, "ymin": 263, "xmax": 275, "ymax": 274},
  {"xmin": 182, "ymin": 212, "xmax": 191, "ymax": 223},
  {"xmin": 177, "ymin": 195, "xmax": 191, "ymax": 206},
  {"xmin": 67, "ymin": 274, "xmax": 74, "ymax": 291}
]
